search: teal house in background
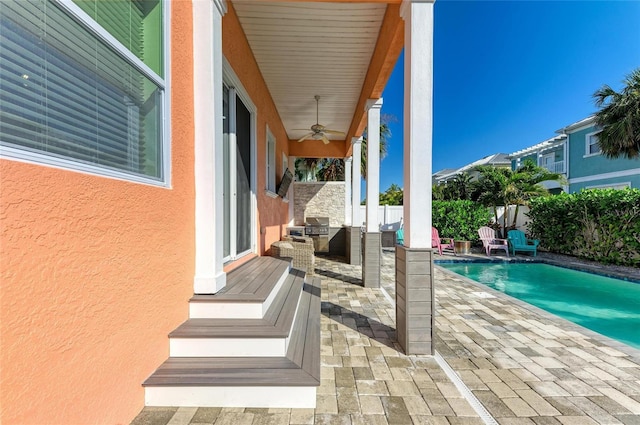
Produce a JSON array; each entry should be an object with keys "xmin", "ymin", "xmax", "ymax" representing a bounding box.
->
[{"xmin": 509, "ymin": 116, "xmax": 640, "ymax": 193}]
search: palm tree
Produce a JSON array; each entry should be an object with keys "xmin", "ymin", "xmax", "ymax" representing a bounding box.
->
[
  {"xmin": 295, "ymin": 157, "xmax": 319, "ymax": 181},
  {"xmin": 360, "ymin": 122, "xmax": 391, "ymax": 179},
  {"xmin": 474, "ymin": 160, "xmax": 565, "ymax": 236},
  {"xmin": 432, "ymin": 183, "xmax": 446, "ymax": 200},
  {"xmin": 317, "ymin": 158, "xmax": 345, "ymax": 181},
  {"xmin": 593, "ymin": 67, "xmax": 640, "ymax": 159},
  {"xmin": 447, "ymin": 172, "xmax": 475, "ymax": 200}
]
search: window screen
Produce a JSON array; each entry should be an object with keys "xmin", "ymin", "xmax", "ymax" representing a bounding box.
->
[{"xmin": 0, "ymin": 0, "xmax": 165, "ymax": 180}]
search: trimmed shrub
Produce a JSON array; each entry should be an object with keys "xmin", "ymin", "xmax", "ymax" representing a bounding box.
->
[
  {"xmin": 432, "ymin": 200, "xmax": 492, "ymax": 243},
  {"xmin": 528, "ymin": 189, "xmax": 640, "ymax": 266}
]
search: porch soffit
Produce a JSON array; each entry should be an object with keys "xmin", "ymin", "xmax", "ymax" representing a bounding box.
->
[{"xmin": 232, "ymin": 1, "xmax": 399, "ymax": 158}]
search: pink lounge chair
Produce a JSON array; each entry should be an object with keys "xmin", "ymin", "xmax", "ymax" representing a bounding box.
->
[
  {"xmin": 432, "ymin": 227, "xmax": 456, "ymax": 256},
  {"xmin": 478, "ymin": 226, "xmax": 509, "ymax": 257}
]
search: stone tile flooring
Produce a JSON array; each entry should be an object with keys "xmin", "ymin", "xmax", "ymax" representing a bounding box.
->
[{"xmin": 132, "ymin": 252, "xmax": 640, "ymax": 425}]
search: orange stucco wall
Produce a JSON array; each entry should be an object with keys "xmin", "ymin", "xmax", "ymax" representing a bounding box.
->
[
  {"xmin": 0, "ymin": 2, "xmax": 195, "ymax": 424},
  {"xmin": 223, "ymin": 4, "xmax": 291, "ymax": 256}
]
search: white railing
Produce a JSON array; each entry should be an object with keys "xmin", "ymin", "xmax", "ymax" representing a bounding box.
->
[{"xmin": 543, "ymin": 161, "xmax": 565, "ymax": 174}]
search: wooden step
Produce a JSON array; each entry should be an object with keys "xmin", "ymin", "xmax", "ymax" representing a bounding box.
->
[
  {"xmin": 189, "ymin": 257, "xmax": 291, "ymax": 319},
  {"xmin": 168, "ymin": 269, "xmax": 305, "ymax": 356},
  {"xmin": 144, "ymin": 277, "xmax": 322, "ymax": 408}
]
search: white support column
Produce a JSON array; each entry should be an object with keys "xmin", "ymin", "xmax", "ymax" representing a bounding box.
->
[
  {"xmin": 365, "ymin": 98, "xmax": 383, "ymax": 233},
  {"xmin": 288, "ymin": 156, "xmax": 296, "ymax": 226},
  {"xmin": 402, "ymin": 1, "xmax": 433, "ymax": 249},
  {"xmin": 344, "ymin": 157, "xmax": 352, "ymax": 226},
  {"xmin": 351, "ymin": 138, "xmax": 362, "ymax": 227},
  {"xmin": 363, "ymin": 99, "xmax": 383, "ymax": 288},
  {"xmin": 347, "ymin": 138, "xmax": 363, "ymax": 265},
  {"xmin": 193, "ymin": 0, "xmax": 227, "ymax": 294},
  {"xmin": 397, "ymin": 0, "xmax": 435, "ymax": 355}
]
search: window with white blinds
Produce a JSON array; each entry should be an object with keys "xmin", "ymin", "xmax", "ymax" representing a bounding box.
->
[{"xmin": 0, "ymin": 0, "xmax": 167, "ymax": 182}]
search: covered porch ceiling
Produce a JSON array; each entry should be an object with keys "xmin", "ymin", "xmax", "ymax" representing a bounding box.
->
[{"xmin": 231, "ymin": 0, "xmax": 404, "ymax": 158}]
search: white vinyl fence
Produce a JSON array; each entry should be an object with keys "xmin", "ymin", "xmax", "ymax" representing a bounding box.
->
[
  {"xmin": 358, "ymin": 204, "xmax": 531, "ymax": 233},
  {"xmin": 359, "ymin": 205, "xmax": 403, "ymax": 231},
  {"xmin": 493, "ymin": 205, "xmax": 531, "ymax": 233}
]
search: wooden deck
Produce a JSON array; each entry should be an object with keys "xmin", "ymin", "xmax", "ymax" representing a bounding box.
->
[
  {"xmin": 170, "ymin": 268, "xmax": 305, "ymax": 338},
  {"xmin": 190, "ymin": 256, "xmax": 291, "ymax": 303},
  {"xmin": 143, "ymin": 251, "xmax": 321, "ymax": 397}
]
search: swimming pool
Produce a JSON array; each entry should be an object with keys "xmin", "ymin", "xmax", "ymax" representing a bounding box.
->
[{"xmin": 439, "ymin": 262, "xmax": 640, "ymax": 349}]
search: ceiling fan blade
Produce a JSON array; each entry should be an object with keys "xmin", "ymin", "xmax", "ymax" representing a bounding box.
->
[
  {"xmin": 292, "ymin": 129, "xmax": 312, "ymax": 131},
  {"xmin": 321, "ymin": 134, "xmax": 331, "ymax": 144},
  {"xmin": 297, "ymin": 132, "xmax": 313, "ymax": 143},
  {"xmin": 323, "ymin": 129, "xmax": 345, "ymax": 136}
]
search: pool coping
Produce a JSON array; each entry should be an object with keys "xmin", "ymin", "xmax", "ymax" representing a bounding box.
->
[
  {"xmin": 435, "ymin": 257, "xmax": 640, "ymax": 284},
  {"xmin": 435, "ymin": 264, "xmax": 640, "ymax": 360}
]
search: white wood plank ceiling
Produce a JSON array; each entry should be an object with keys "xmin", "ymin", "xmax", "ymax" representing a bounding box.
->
[{"xmin": 232, "ymin": 1, "xmax": 386, "ymax": 141}]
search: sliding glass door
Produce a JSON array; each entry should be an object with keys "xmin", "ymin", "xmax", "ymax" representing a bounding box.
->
[{"xmin": 222, "ymin": 84, "xmax": 253, "ymax": 261}]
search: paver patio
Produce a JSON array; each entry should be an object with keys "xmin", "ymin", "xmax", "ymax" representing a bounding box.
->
[{"xmin": 132, "ymin": 251, "xmax": 640, "ymax": 425}]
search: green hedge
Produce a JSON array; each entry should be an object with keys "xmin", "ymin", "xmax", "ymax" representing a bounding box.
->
[
  {"xmin": 432, "ymin": 200, "xmax": 492, "ymax": 243},
  {"xmin": 527, "ymin": 189, "xmax": 640, "ymax": 266}
]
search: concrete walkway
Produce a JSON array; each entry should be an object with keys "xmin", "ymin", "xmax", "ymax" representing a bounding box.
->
[{"xmin": 132, "ymin": 252, "xmax": 640, "ymax": 425}]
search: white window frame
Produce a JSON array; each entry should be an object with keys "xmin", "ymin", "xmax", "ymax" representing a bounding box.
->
[
  {"xmin": 584, "ymin": 131, "xmax": 602, "ymax": 157},
  {"xmin": 539, "ymin": 152, "xmax": 554, "ymax": 169},
  {"xmin": 0, "ymin": 0, "xmax": 171, "ymax": 187},
  {"xmin": 585, "ymin": 182, "xmax": 631, "ymax": 190},
  {"xmin": 265, "ymin": 126, "xmax": 277, "ymax": 197}
]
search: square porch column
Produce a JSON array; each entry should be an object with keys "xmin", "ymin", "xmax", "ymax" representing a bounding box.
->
[
  {"xmin": 397, "ymin": 0, "xmax": 435, "ymax": 354},
  {"xmin": 346, "ymin": 138, "xmax": 362, "ymax": 265},
  {"xmin": 193, "ymin": 0, "xmax": 227, "ymax": 294},
  {"xmin": 363, "ymin": 98, "xmax": 383, "ymax": 287},
  {"xmin": 344, "ymin": 157, "xmax": 352, "ymax": 226}
]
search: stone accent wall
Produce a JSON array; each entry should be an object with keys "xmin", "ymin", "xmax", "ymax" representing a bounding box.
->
[{"xmin": 293, "ymin": 182, "xmax": 345, "ymax": 227}]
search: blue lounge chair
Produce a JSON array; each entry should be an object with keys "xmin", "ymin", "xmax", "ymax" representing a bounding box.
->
[
  {"xmin": 507, "ymin": 230, "xmax": 539, "ymax": 256},
  {"xmin": 396, "ymin": 228, "xmax": 404, "ymax": 246}
]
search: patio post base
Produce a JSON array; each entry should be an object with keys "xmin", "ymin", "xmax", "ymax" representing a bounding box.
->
[
  {"xmin": 346, "ymin": 226, "xmax": 362, "ymax": 265},
  {"xmin": 395, "ymin": 246, "xmax": 435, "ymax": 355},
  {"xmin": 362, "ymin": 232, "xmax": 381, "ymax": 288}
]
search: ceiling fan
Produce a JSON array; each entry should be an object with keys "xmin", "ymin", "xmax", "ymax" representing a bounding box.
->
[{"xmin": 294, "ymin": 95, "xmax": 345, "ymax": 144}]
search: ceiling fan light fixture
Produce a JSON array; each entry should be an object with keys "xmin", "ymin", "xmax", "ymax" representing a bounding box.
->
[{"xmin": 296, "ymin": 95, "xmax": 345, "ymax": 143}]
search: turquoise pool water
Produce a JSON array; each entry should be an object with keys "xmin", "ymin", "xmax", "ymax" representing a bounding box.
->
[{"xmin": 439, "ymin": 263, "xmax": 640, "ymax": 349}]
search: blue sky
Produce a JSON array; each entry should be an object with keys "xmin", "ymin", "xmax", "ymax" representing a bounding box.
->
[{"xmin": 377, "ymin": 0, "xmax": 640, "ymax": 193}]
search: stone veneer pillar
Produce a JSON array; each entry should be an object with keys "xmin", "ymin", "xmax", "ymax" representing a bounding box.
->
[{"xmin": 395, "ymin": 246, "xmax": 434, "ymax": 354}]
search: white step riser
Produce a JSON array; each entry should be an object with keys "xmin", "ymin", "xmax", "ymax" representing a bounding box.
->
[
  {"xmin": 176, "ymin": 284, "xmax": 304, "ymax": 357},
  {"xmin": 189, "ymin": 303, "xmax": 263, "ymax": 319},
  {"xmin": 169, "ymin": 338, "xmax": 287, "ymax": 357},
  {"xmin": 145, "ymin": 386, "xmax": 316, "ymax": 408},
  {"xmin": 188, "ymin": 265, "xmax": 291, "ymax": 319}
]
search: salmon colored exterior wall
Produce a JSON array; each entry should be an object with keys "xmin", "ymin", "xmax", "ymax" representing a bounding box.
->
[
  {"xmin": 0, "ymin": 2, "xmax": 195, "ymax": 424},
  {"xmin": 223, "ymin": 3, "xmax": 291, "ymax": 257}
]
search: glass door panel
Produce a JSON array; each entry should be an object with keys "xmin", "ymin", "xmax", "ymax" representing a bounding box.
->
[{"xmin": 236, "ymin": 98, "xmax": 252, "ymax": 254}]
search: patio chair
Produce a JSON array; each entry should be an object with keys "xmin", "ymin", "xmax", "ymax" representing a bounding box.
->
[
  {"xmin": 432, "ymin": 227, "xmax": 455, "ymax": 256},
  {"xmin": 478, "ymin": 226, "xmax": 509, "ymax": 257},
  {"xmin": 396, "ymin": 227, "xmax": 404, "ymax": 246},
  {"xmin": 507, "ymin": 229, "xmax": 539, "ymax": 256},
  {"xmin": 270, "ymin": 239, "xmax": 315, "ymax": 275}
]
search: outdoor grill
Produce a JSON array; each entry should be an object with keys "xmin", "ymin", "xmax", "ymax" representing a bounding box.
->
[{"xmin": 305, "ymin": 217, "xmax": 330, "ymax": 252}]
